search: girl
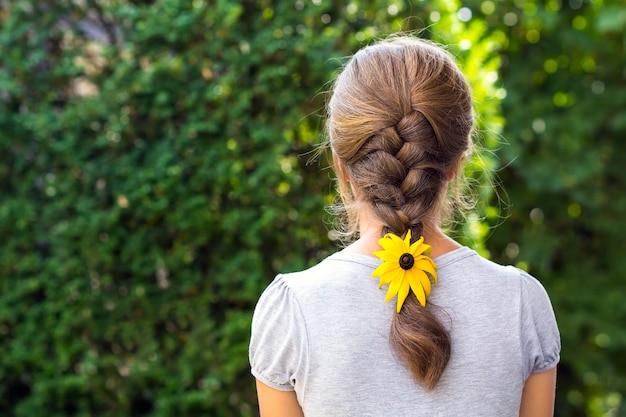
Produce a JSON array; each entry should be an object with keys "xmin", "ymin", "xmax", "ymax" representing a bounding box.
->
[{"xmin": 250, "ymin": 36, "xmax": 560, "ymax": 417}]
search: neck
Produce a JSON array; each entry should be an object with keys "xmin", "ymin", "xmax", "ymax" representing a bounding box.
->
[{"xmin": 342, "ymin": 209, "xmax": 461, "ymax": 259}]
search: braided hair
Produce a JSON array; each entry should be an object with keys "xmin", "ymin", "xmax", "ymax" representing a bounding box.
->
[{"xmin": 327, "ymin": 37, "xmax": 474, "ymax": 389}]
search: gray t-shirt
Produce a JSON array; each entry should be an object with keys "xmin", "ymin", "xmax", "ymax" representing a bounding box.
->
[{"xmin": 249, "ymin": 246, "xmax": 560, "ymax": 417}]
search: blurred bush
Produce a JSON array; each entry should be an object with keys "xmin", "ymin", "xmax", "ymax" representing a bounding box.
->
[
  {"xmin": 477, "ymin": 2, "xmax": 626, "ymax": 416},
  {"xmin": 0, "ymin": 0, "xmax": 623, "ymax": 416}
]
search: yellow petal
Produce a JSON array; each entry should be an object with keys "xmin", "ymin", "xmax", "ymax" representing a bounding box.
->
[
  {"xmin": 410, "ymin": 268, "xmax": 432, "ymax": 296},
  {"xmin": 396, "ymin": 279, "xmax": 411, "ymax": 313},
  {"xmin": 409, "ymin": 237, "xmax": 430, "ymax": 256},
  {"xmin": 384, "ymin": 271, "xmax": 404, "ymax": 303},
  {"xmin": 408, "ymin": 234, "xmax": 423, "ymax": 248},
  {"xmin": 390, "ymin": 266, "xmax": 405, "ymax": 284},
  {"xmin": 409, "ymin": 276, "xmax": 427, "ymax": 307},
  {"xmin": 373, "ymin": 251, "xmax": 397, "ymax": 264},
  {"xmin": 375, "ymin": 265, "xmax": 402, "ymax": 288},
  {"xmin": 403, "ymin": 230, "xmax": 413, "ymax": 247},
  {"xmin": 415, "ymin": 257, "xmax": 437, "ymax": 279},
  {"xmin": 379, "ymin": 233, "xmax": 407, "ymax": 254},
  {"xmin": 371, "ymin": 260, "xmax": 401, "ymax": 278}
]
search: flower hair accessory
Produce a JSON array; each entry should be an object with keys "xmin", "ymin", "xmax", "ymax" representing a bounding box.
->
[{"xmin": 371, "ymin": 230, "xmax": 438, "ymax": 313}]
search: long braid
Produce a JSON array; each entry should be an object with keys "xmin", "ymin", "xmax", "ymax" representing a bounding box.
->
[{"xmin": 327, "ymin": 37, "xmax": 474, "ymax": 389}]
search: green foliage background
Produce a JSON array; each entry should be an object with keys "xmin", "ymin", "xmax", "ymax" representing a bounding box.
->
[{"xmin": 0, "ymin": 0, "xmax": 623, "ymax": 416}]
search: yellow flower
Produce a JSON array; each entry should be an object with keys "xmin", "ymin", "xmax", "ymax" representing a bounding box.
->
[{"xmin": 371, "ymin": 230, "xmax": 438, "ymax": 312}]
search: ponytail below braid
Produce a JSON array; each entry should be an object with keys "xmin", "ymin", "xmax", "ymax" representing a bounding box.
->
[{"xmin": 392, "ymin": 293, "xmax": 451, "ymax": 390}]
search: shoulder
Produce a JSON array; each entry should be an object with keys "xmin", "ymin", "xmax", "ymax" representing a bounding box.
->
[
  {"xmin": 274, "ymin": 250, "xmax": 380, "ymax": 295},
  {"xmin": 252, "ymin": 250, "xmax": 377, "ymax": 321},
  {"xmin": 436, "ymin": 247, "xmax": 529, "ymax": 293},
  {"xmin": 435, "ymin": 248, "xmax": 557, "ymax": 322},
  {"xmin": 440, "ymin": 246, "xmax": 559, "ymax": 319},
  {"xmin": 249, "ymin": 251, "xmax": 382, "ymax": 391}
]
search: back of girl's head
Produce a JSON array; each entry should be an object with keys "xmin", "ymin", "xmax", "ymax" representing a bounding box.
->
[
  {"xmin": 326, "ymin": 36, "xmax": 474, "ymax": 390},
  {"xmin": 327, "ymin": 37, "xmax": 474, "ymax": 240}
]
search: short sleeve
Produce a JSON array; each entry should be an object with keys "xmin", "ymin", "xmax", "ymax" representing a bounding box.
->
[
  {"xmin": 518, "ymin": 270, "xmax": 561, "ymax": 380},
  {"xmin": 249, "ymin": 275, "xmax": 309, "ymax": 391}
]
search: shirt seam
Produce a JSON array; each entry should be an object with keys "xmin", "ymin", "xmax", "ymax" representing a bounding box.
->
[
  {"xmin": 515, "ymin": 267, "xmax": 527, "ymax": 385},
  {"xmin": 328, "ymin": 247, "xmax": 478, "ymax": 271},
  {"xmin": 278, "ymin": 274, "xmax": 311, "ymax": 406}
]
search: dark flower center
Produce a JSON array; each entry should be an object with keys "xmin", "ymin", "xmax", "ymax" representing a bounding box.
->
[{"xmin": 399, "ymin": 253, "xmax": 414, "ymax": 270}]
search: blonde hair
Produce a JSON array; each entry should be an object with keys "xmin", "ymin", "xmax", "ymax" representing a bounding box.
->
[{"xmin": 327, "ymin": 36, "xmax": 474, "ymax": 389}]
